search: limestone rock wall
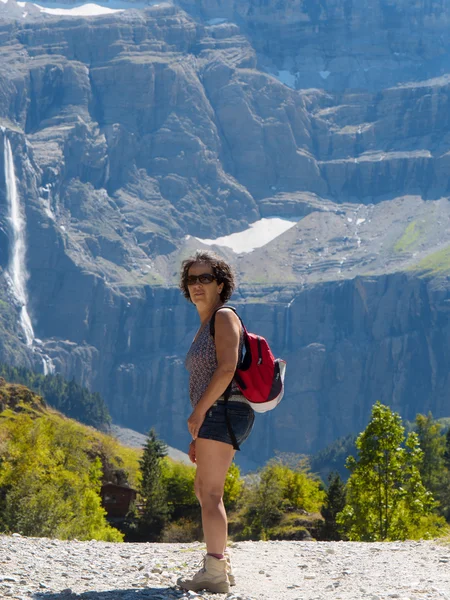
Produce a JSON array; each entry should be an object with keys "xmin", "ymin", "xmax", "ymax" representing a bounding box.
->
[{"xmin": 1, "ymin": 1, "xmax": 450, "ymax": 465}]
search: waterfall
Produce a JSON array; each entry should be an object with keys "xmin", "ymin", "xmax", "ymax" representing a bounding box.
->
[
  {"xmin": 4, "ymin": 135, "xmax": 35, "ymax": 346},
  {"xmin": 42, "ymin": 355, "xmax": 55, "ymax": 375},
  {"xmin": 284, "ymin": 298, "xmax": 294, "ymax": 350}
]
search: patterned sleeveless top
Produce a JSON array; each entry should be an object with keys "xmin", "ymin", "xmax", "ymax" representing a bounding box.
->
[{"xmin": 185, "ymin": 310, "xmax": 244, "ymax": 408}]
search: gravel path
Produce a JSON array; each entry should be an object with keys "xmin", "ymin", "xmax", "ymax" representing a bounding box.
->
[{"xmin": 1, "ymin": 534, "xmax": 449, "ymax": 600}]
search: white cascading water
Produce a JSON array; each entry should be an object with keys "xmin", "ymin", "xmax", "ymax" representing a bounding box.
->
[{"xmin": 4, "ymin": 135, "xmax": 35, "ymax": 346}]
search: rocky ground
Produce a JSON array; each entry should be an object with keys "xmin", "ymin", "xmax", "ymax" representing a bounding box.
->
[{"xmin": 1, "ymin": 534, "xmax": 450, "ymax": 600}]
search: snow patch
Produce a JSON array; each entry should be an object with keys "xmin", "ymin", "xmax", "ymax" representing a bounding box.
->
[
  {"xmin": 11, "ymin": 0, "xmax": 160, "ymax": 17},
  {"xmin": 275, "ymin": 70, "xmax": 297, "ymax": 89},
  {"xmin": 319, "ymin": 71, "xmax": 331, "ymax": 79},
  {"xmin": 195, "ymin": 217, "xmax": 298, "ymax": 254},
  {"xmin": 27, "ymin": 2, "xmax": 124, "ymax": 15},
  {"xmin": 207, "ymin": 17, "xmax": 227, "ymax": 25}
]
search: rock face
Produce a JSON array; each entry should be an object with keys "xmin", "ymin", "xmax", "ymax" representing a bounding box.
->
[{"xmin": 1, "ymin": 0, "xmax": 450, "ymax": 466}]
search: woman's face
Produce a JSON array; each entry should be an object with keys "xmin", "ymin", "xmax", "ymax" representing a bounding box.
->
[{"xmin": 187, "ymin": 262, "xmax": 223, "ymax": 308}]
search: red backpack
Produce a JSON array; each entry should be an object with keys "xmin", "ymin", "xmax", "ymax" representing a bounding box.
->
[{"xmin": 210, "ymin": 306, "xmax": 286, "ymax": 413}]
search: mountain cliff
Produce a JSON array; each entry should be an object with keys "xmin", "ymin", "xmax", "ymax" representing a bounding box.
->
[{"xmin": 1, "ymin": 0, "xmax": 450, "ymax": 465}]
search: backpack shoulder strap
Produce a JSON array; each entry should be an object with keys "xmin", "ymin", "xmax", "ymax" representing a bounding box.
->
[{"xmin": 209, "ymin": 305, "xmax": 239, "ymax": 338}]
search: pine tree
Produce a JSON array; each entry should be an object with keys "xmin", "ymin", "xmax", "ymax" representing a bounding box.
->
[
  {"xmin": 444, "ymin": 428, "xmax": 450, "ymax": 470},
  {"xmin": 319, "ymin": 472, "xmax": 347, "ymax": 541},
  {"xmin": 337, "ymin": 402, "xmax": 441, "ymax": 541},
  {"xmin": 437, "ymin": 426, "xmax": 450, "ymax": 520},
  {"xmin": 415, "ymin": 412, "xmax": 450, "ymax": 519},
  {"xmin": 137, "ymin": 429, "xmax": 171, "ymax": 541}
]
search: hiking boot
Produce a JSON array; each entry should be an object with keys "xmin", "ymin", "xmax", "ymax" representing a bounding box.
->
[
  {"xmin": 224, "ymin": 549, "xmax": 236, "ymax": 586},
  {"xmin": 177, "ymin": 554, "xmax": 230, "ymax": 594}
]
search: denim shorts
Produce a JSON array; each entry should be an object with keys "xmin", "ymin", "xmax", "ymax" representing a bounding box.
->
[{"xmin": 197, "ymin": 397, "xmax": 255, "ymax": 450}]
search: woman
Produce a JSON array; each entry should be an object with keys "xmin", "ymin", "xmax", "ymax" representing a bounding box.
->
[{"xmin": 177, "ymin": 250, "xmax": 255, "ymax": 594}]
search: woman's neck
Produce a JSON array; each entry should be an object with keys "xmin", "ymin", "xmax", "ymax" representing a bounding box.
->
[{"xmin": 198, "ymin": 300, "xmax": 223, "ymax": 324}]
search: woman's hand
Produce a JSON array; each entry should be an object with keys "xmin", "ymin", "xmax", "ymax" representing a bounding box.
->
[
  {"xmin": 188, "ymin": 408, "xmax": 206, "ymax": 441},
  {"xmin": 188, "ymin": 440, "xmax": 196, "ymax": 463}
]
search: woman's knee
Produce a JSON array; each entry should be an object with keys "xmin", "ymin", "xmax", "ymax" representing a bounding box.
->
[{"xmin": 196, "ymin": 481, "xmax": 223, "ymax": 508}]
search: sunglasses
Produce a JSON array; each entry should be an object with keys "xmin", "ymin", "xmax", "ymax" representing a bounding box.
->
[{"xmin": 186, "ymin": 273, "xmax": 217, "ymax": 286}]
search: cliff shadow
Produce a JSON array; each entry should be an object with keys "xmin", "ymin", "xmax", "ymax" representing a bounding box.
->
[{"xmin": 34, "ymin": 586, "xmax": 185, "ymax": 599}]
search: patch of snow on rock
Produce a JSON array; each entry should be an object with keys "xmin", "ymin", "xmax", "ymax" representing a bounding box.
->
[
  {"xmin": 196, "ymin": 217, "xmax": 298, "ymax": 254},
  {"xmin": 28, "ymin": 2, "xmax": 124, "ymax": 15},
  {"xmin": 319, "ymin": 70, "xmax": 331, "ymax": 79},
  {"xmin": 207, "ymin": 17, "xmax": 227, "ymax": 25},
  {"xmin": 275, "ymin": 70, "xmax": 297, "ymax": 89},
  {"xmin": 14, "ymin": 0, "xmax": 160, "ymax": 16}
]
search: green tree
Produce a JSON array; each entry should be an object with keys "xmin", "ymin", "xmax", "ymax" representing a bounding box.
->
[
  {"xmin": 319, "ymin": 472, "xmax": 347, "ymax": 541},
  {"xmin": 223, "ymin": 462, "xmax": 244, "ymax": 508},
  {"xmin": 0, "ymin": 414, "xmax": 122, "ymax": 541},
  {"xmin": 240, "ymin": 466, "xmax": 284, "ymax": 539},
  {"xmin": 238, "ymin": 458, "xmax": 325, "ymax": 540},
  {"xmin": 415, "ymin": 413, "xmax": 450, "ymax": 519},
  {"xmin": 444, "ymin": 428, "xmax": 450, "ymax": 470},
  {"xmin": 137, "ymin": 429, "xmax": 171, "ymax": 541},
  {"xmin": 337, "ymin": 402, "xmax": 444, "ymax": 541},
  {"xmin": 415, "ymin": 413, "xmax": 446, "ymax": 493}
]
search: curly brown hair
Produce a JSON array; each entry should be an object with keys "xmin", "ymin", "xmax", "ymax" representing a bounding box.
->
[{"xmin": 180, "ymin": 250, "xmax": 236, "ymax": 303}]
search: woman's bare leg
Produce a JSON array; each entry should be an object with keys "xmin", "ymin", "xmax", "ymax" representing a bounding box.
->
[{"xmin": 194, "ymin": 438, "xmax": 235, "ymax": 555}]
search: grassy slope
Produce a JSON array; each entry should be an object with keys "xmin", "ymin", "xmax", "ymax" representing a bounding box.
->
[{"xmin": 0, "ymin": 378, "xmax": 142, "ymax": 489}]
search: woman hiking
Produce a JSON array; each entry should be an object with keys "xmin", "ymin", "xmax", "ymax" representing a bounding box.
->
[{"xmin": 177, "ymin": 250, "xmax": 254, "ymax": 594}]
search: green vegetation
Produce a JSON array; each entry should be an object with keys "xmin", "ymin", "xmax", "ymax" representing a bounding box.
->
[
  {"xmin": 135, "ymin": 429, "xmax": 171, "ymax": 541},
  {"xmin": 2, "ymin": 376, "xmax": 450, "ymax": 544},
  {"xmin": 0, "ymin": 378, "xmax": 141, "ymax": 541},
  {"xmin": 0, "ymin": 397, "xmax": 123, "ymax": 540},
  {"xmin": 230, "ymin": 457, "xmax": 325, "ymax": 541},
  {"xmin": 0, "ymin": 363, "xmax": 111, "ymax": 430},
  {"xmin": 319, "ymin": 472, "xmax": 347, "ymax": 541},
  {"xmin": 336, "ymin": 402, "xmax": 447, "ymax": 541},
  {"xmin": 416, "ymin": 413, "xmax": 450, "ymax": 520},
  {"xmin": 394, "ymin": 220, "xmax": 427, "ymax": 252},
  {"xmin": 410, "ymin": 244, "xmax": 450, "ymax": 276}
]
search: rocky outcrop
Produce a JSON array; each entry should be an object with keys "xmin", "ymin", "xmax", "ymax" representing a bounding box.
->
[
  {"xmin": 21, "ymin": 272, "xmax": 450, "ymax": 466},
  {"xmin": 1, "ymin": 1, "xmax": 450, "ymax": 466}
]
